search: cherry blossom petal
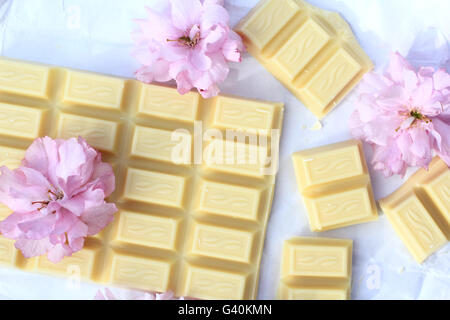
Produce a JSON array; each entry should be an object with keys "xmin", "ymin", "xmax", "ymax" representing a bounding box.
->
[
  {"xmin": 418, "ymin": 66, "xmax": 435, "ymax": 79},
  {"xmin": 94, "ymin": 289, "xmax": 185, "ymax": 300},
  {"xmin": 138, "ymin": 7, "xmax": 180, "ymax": 42},
  {"xmin": 364, "ymin": 115, "xmax": 401, "ymax": 146},
  {"xmin": 66, "ymin": 220, "xmax": 88, "ymax": 252},
  {"xmin": 169, "ymin": 0, "xmax": 203, "ymax": 31},
  {"xmin": 55, "ymin": 138, "xmax": 88, "ymax": 181},
  {"xmin": 135, "ymin": 66, "xmax": 156, "ymax": 83},
  {"xmin": 222, "ymin": 31, "xmax": 244, "ymax": 62},
  {"xmin": 81, "ymin": 203, "xmax": 117, "ymax": 236},
  {"xmin": 201, "ymin": 1, "xmax": 229, "ymax": 31},
  {"xmin": 433, "ymin": 68, "xmax": 450, "ymax": 91},
  {"xmin": 136, "ymin": 60, "xmax": 172, "ymax": 84},
  {"xmin": 203, "ymin": 26, "xmax": 227, "ymax": 53},
  {"xmin": 90, "ymin": 162, "xmax": 115, "ymax": 197},
  {"xmin": 190, "ymin": 49, "xmax": 212, "ymax": 71},
  {"xmin": 131, "ymin": 41, "xmax": 160, "ymax": 66},
  {"xmin": 193, "ymin": 54, "xmax": 229, "ymax": 98},
  {"xmin": 411, "ymin": 77, "xmax": 433, "ymax": 107},
  {"xmin": 204, "ymin": 0, "xmax": 224, "ymax": 5},
  {"xmin": 46, "ymin": 243, "xmax": 72, "ymax": 263},
  {"xmin": 199, "ymin": 84, "xmax": 220, "ymax": 98},
  {"xmin": 189, "ymin": 24, "xmax": 200, "ymax": 41},
  {"xmin": 0, "ymin": 137, "xmax": 116, "ymax": 263},
  {"xmin": 96, "ymin": 288, "xmax": 117, "ymax": 300},
  {"xmin": 409, "ymin": 128, "xmax": 433, "ymax": 165},
  {"xmin": 176, "ymin": 73, "xmax": 194, "ymax": 95},
  {"xmin": 386, "ymin": 52, "xmax": 413, "ymax": 84},
  {"xmin": 403, "ymin": 69, "xmax": 418, "ymax": 96},
  {"xmin": 15, "ymin": 238, "xmax": 53, "ymax": 259},
  {"xmin": 433, "ymin": 115, "xmax": 450, "ymax": 165},
  {"xmin": 18, "ymin": 212, "xmax": 58, "ymax": 240},
  {"xmin": 359, "ymin": 73, "xmax": 392, "ymax": 95},
  {"xmin": 0, "ymin": 212, "xmax": 34, "ymax": 239},
  {"xmin": 22, "ymin": 136, "xmax": 55, "ymax": 177},
  {"xmin": 132, "ymin": 0, "xmax": 244, "ymax": 97},
  {"xmin": 0, "ymin": 167, "xmax": 50, "ymax": 213},
  {"xmin": 350, "ymin": 52, "xmax": 450, "ymax": 177}
]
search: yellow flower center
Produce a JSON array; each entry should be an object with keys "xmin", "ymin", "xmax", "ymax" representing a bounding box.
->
[
  {"xmin": 410, "ymin": 110, "xmax": 423, "ymax": 120},
  {"xmin": 395, "ymin": 109, "xmax": 432, "ymax": 132}
]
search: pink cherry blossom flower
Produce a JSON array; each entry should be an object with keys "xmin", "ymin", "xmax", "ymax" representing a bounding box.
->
[
  {"xmin": 94, "ymin": 289, "xmax": 186, "ymax": 300},
  {"xmin": 132, "ymin": 0, "xmax": 245, "ymax": 98},
  {"xmin": 0, "ymin": 137, "xmax": 117, "ymax": 263},
  {"xmin": 350, "ymin": 52, "xmax": 450, "ymax": 177}
]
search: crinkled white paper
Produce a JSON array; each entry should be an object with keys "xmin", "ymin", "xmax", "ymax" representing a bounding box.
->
[{"xmin": 0, "ymin": 0, "xmax": 449, "ymax": 300}]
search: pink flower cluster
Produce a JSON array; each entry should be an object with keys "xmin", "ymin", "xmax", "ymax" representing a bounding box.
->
[
  {"xmin": 0, "ymin": 137, "xmax": 117, "ymax": 263},
  {"xmin": 350, "ymin": 52, "xmax": 450, "ymax": 177},
  {"xmin": 132, "ymin": 0, "xmax": 245, "ymax": 98}
]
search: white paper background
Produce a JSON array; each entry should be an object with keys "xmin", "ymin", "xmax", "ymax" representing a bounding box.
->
[{"xmin": 0, "ymin": 0, "xmax": 449, "ymax": 300}]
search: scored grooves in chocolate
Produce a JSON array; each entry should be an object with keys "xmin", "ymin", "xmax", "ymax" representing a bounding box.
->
[
  {"xmin": 278, "ymin": 237, "xmax": 353, "ymax": 300},
  {"xmin": 236, "ymin": 0, "xmax": 373, "ymax": 119},
  {"xmin": 0, "ymin": 57, "xmax": 284, "ymax": 300},
  {"xmin": 292, "ymin": 140, "xmax": 378, "ymax": 232},
  {"xmin": 379, "ymin": 158, "xmax": 450, "ymax": 263}
]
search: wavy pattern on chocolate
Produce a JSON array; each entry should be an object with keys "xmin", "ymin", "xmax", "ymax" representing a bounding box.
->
[
  {"xmin": 279, "ymin": 237, "xmax": 352, "ymax": 300},
  {"xmin": 193, "ymin": 278, "xmax": 236, "ymax": 297},
  {"xmin": 213, "ymin": 96, "xmax": 276, "ymax": 130},
  {"xmin": 0, "ymin": 60, "xmax": 49, "ymax": 97},
  {"xmin": 184, "ymin": 265, "xmax": 248, "ymax": 300},
  {"xmin": 0, "ymin": 113, "xmax": 32, "ymax": 127},
  {"xmin": 201, "ymin": 237, "xmax": 243, "ymax": 252},
  {"xmin": 406, "ymin": 208, "xmax": 435, "ymax": 245},
  {"xmin": 0, "ymin": 103, "xmax": 44, "ymax": 138},
  {"xmin": 139, "ymin": 85, "xmax": 199, "ymax": 121},
  {"xmin": 63, "ymin": 123, "xmax": 109, "ymax": 141},
  {"xmin": 127, "ymin": 223, "xmax": 170, "ymax": 240},
  {"xmin": 73, "ymin": 84, "xmax": 114, "ymax": 98},
  {"xmin": 380, "ymin": 157, "xmax": 450, "ymax": 263},
  {"xmin": 321, "ymin": 63, "xmax": 348, "ymax": 93},
  {"xmin": 147, "ymin": 96, "xmax": 192, "ymax": 113},
  {"xmin": 189, "ymin": 222, "xmax": 254, "ymax": 264},
  {"xmin": 0, "ymin": 71, "xmax": 40, "ymax": 86},
  {"xmin": 141, "ymin": 138, "xmax": 174, "ymax": 153},
  {"xmin": 283, "ymin": 32, "xmax": 317, "ymax": 67},
  {"xmin": 318, "ymin": 199, "xmax": 362, "ymax": 217},
  {"xmin": 120, "ymin": 266, "xmax": 160, "ymax": 283},
  {"xmin": 307, "ymin": 156, "xmax": 356, "ymax": 181},
  {"xmin": 296, "ymin": 255, "xmax": 338, "ymax": 268},
  {"xmin": 223, "ymin": 106, "xmax": 268, "ymax": 124},
  {"xmin": 208, "ymin": 194, "xmax": 251, "ymax": 209},
  {"xmin": 293, "ymin": 140, "xmax": 377, "ymax": 232}
]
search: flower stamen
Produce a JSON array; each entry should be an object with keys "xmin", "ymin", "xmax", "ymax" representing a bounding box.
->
[
  {"xmin": 31, "ymin": 200, "xmax": 50, "ymax": 211},
  {"xmin": 410, "ymin": 110, "xmax": 423, "ymax": 120},
  {"xmin": 31, "ymin": 188, "xmax": 63, "ymax": 210},
  {"xmin": 48, "ymin": 189, "xmax": 64, "ymax": 201},
  {"xmin": 167, "ymin": 32, "xmax": 200, "ymax": 48},
  {"xmin": 411, "ymin": 110, "xmax": 432, "ymax": 124},
  {"xmin": 396, "ymin": 109, "xmax": 433, "ymax": 132}
]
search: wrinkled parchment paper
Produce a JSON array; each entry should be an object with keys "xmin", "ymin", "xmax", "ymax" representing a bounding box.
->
[{"xmin": 0, "ymin": 0, "xmax": 448, "ymax": 300}]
